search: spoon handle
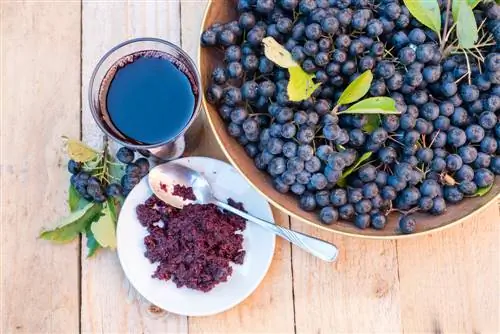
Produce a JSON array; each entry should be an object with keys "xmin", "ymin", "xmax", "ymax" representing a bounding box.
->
[{"xmin": 215, "ymin": 200, "xmax": 339, "ymax": 262}]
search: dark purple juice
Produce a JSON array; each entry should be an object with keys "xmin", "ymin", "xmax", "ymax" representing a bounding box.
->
[{"xmin": 99, "ymin": 51, "xmax": 196, "ymax": 145}]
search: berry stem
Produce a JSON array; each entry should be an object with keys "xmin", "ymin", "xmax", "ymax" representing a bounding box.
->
[
  {"xmin": 387, "ymin": 135, "xmax": 405, "ymax": 146},
  {"xmin": 428, "ymin": 130, "xmax": 441, "ymax": 148},
  {"xmin": 462, "ymin": 50, "xmax": 472, "ymax": 85},
  {"xmin": 331, "ymin": 104, "xmax": 340, "ymax": 114},
  {"xmin": 440, "ymin": 0, "xmax": 453, "ymax": 54}
]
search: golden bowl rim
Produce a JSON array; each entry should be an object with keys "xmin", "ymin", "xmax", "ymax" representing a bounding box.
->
[{"xmin": 197, "ymin": 0, "xmax": 500, "ymax": 240}]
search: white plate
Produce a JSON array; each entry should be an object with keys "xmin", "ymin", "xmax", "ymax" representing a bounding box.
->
[{"xmin": 117, "ymin": 157, "xmax": 276, "ymax": 316}]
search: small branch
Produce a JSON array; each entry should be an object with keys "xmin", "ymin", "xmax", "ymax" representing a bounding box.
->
[
  {"xmin": 442, "ymin": 42, "xmax": 456, "ymax": 58},
  {"xmin": 428, "ymin": 130, "xmax": 441, "ymax": 148},
  {"xmin": 387, "ymin": 135, "xmax": 405, "ymax": 146},
  {"xmin": 441, "ymin": 0, "xmax": 453, "ymax": 53},
  {"xmin": 331, "ymin": 104, "xmax": 340, "ymax": 114},
  {"xmin": 454, "ymin": 72, "xmax": 468, "ymax": 84},
  {"xmin": 463, "ymin": 50, "xmax": 472, "ymax": 85},
  {"xmin": 444, "ymin": 23, "xmax": 457, "ymax": 45}
]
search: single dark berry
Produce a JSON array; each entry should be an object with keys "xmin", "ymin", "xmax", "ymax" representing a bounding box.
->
[
  {"xmin": 135, "ymin": 158, "xmax": 150, "ymax": 176},
  {"xmin": 201, "ymin": 29, "xmax": 217, "ymax": 46},
  {"xmin": 456, "ymin": 165, "xmax": 475, "ymax": 182},
  {"xmin": 106, "ymin": 183, "xmax": 123, "ymax": 197},
  {"xmin": 474, "ymin": 152, "xmax": 492, "ymax": 169},
  {"xmin": 430, "ymin": 197, "xmax": 446, "ymax": 215},
  {"xmin": 443, "ymin": 186, "xmax": 464, "ymax": 203},
  {"xmin": 485, "ymin": 53, "xmax": 500, "ymax": 72},
  {"xmin": 239, "ymin": 12, "xmax": 256, "ymax": 29},
  {"xmin": 479, "ymin": 111, "xmax": 498, "ymax": 129},
  {"xmin": 408, "ymin": 28, "xmax": 426, "ymax": 44},
  {"xmin": 399, "ymin": 47, "xmax": 416, "ymax": 65},
  {"xmin": 212, "ymin": 67, "xmax": 227, "ymax": 85},
  {"xmin": 480, "ymin": 136, "xmax": 498, "ymax": 154},
  {"xmin": 458, "ymin": 145, "xmax": 478, "ymax": 164},
  {"xmin": 419, "ymin": 196, "xmax": 434, "ymax": 211},
  {"xmin": 420, "ymin": 179, "xmax": 441, "ymax": 198},
  {"xmin": 68, "ymin": 160, "xmax": 81, "ymax": 174},
  {"xmin": 405, "ymin": 68, "xmax": 423, "ymax": 87},
  {"xmin": 422, "ymin": 65, "xmax": 442, "ymax": 83},
  {"xmin": 206, "ymin": 84, "xmax": 224, "ymax": 104},
  {"xmin": 299, "ymin": 192, "xmax": 317, "ymax": 211},
  {"xmin": 116, "ymin": 147, "xmax": 135, "ymax": 164},
  {"xmin": 353, "ymin": 213, "xmax": 371, "ymax": 230},
  {"xmin": 392, "ymin": 31, "xmax": 409, "ymax": 49},
  {"xmin": 320, "ymin": 206, "xmax": 339, "ymax": 225},
  {"xmin": 440, "ymin": 81, "xmax": 457, "ymax": 97},
  {"xmin": 367, "ymin": 19, "xmax": 383, "ymax": 37},
  {"xmin": 218, "ymin": 29, "xmax": 237, "ymax": 46},
  {"xmin": 125, "ymin": 162, "xmax": 142, "ymax": 178},
  {"xmin": 375, "ymin": 61, "xmax": 395, "ymax": 79},
  {"xmin": 447, "ymin": 127, "xmax": 467, "ymax": 147},
  {"xmin": 399, "ymin": 215, "xmax": 416, "ymax": 234},
  {"xmin": 224, "ymin": 87, "xmax": 242, "ymax": 106}
]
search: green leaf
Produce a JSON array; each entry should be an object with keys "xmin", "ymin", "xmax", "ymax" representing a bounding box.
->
[
  {"xmin": 90, "ymin": 200, "xmax": 117, "ymax": 249},
  {"xmin": 456, "ymin": 0, "xmax": 479, "ymax": 48},
  {"xmin": 262, "ymin": 37, "xmax": 298, "ymax": 68},
  {"xmin": 403, "ymin": 0, "xmax": 441, "ymax": 34},
  {"xmin": 341, "ymin": 97, "xmax": 399, "ymax": 114},
  {"xmin": 474, "ymin": 183, "xmax": 494, "ymax": 197},
  {"xmin": 337, "ymin": 70, "xmax": 373, "ymax": 105},
  {"xmin": 362, "ymin": 114, "xmax": 381, "ymax": 133},
  {"xmin": 453, "ymin": 0, "xmax": 482, "ymax": 21},
  {"xmin": 337, "ymin": 152, "xmax": 374, "ymax": 187},
  {"xmin": 287, "ymin": 66, "xmax": 322, "ymax": 102},
  {"xmin": 66, "ymin": 138, "xmax": 100, "ymax": 163},
  {"xmin": 68, "ymin": 185, "xmax": 90, "ymax": 212},
  {"xmin": 85, "ymin": 227, "xmax": 101, "ymax": 257},
  {"xmin": 108, "ymin": 161, "xmax": 126, "ymax": 183},
  {"xmin": 40, "ymin": 203, "xmax": 102, "ymax": 243},
  {"xmin": 107, "ymin": 197, "xmax": 121, "ymax": 222}
]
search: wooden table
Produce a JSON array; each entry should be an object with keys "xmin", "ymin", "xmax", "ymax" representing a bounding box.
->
[{"xmin": 2, "ymin": 1, "xmax": 499, "ymax": 333}]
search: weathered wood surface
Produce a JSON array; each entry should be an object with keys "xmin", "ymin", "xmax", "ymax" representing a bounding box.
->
[
  {"xmin": 1, "ymin": 1, "xmax": 499, "ymax": 333},
  {"xmin": 1, "ymin": 2, "xmax": 81, "ymax": 333}
]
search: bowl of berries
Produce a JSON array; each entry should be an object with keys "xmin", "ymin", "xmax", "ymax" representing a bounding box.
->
[{"xmin": 198, "ymin": 0, "xmax": 500, "ymax": 237}]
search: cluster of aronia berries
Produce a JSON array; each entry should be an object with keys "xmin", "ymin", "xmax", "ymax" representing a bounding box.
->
[
  {"xmin": 201, "ymin": 0, "xmax": 499, "ymax": 233},
  {"xmin": 69, "ymin": 147, "xmax": 150, "ymax": 203}
]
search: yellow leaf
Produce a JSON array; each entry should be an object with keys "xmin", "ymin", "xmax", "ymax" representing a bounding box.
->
[
  {"xmin": 66, "ymin": 139, "xmax": 100, "ymax": 162},
  {"xmin": 287, "ymin": 66, "xmax": 322, "ymax": 102},
  {"xmin": 262, "ymin": 37, "xmax": 298, "ymax": 68},
  {"xmin": 90, "ymin": 202, "xmax": 116, "ymax": 248}
]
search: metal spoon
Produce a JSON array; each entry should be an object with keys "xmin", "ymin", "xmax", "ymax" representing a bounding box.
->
[{"xmin": 148, "ymin": 163, "xmax": 339, "ymax": 262}]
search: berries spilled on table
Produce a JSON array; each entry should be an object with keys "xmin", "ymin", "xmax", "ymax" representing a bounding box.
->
[
  {"xmin": 201, "ymin": 0, "xmax": 500, "ymax": 234},
  {"xmin": 69, "ymin": 146, "xmax": 151, "ymax": 204}
]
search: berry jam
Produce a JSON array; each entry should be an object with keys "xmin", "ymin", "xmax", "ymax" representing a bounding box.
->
[{"xmin": 138, "ymin": 195, "xmax": 246, "ymax": 292}]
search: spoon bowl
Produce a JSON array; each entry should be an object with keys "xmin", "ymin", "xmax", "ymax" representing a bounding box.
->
[
  {"xmin": 148, "ymin": 161, "xmax": 339, "ymax": 262},
  {"xmin": 148, "ymin": 163, "xmax": 213, "ymax": 208}
]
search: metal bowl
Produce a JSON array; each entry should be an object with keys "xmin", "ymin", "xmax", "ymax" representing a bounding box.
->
[{"xmin": 198, "ymin": 0, "xmax": 500, "ymax": 239}]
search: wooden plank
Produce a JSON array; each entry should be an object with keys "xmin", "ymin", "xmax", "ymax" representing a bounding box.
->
[
  {"xmin": 398, "ymin": 201, "xmax": 500, "ymax": 334},
  {"xmin": 181, "ymin": 2, "xmax": 295, "ymax": 332},
  {"xmin": 291, "ymin": 220, "xmax": 402, "ymax": 333},
  {"xmin": 80, "ymin": 2, "xmax": 188, "ymax": 333},
  {"xmin": 0, "ymin": 2, "xmax": 81, "ymax": 333}
]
